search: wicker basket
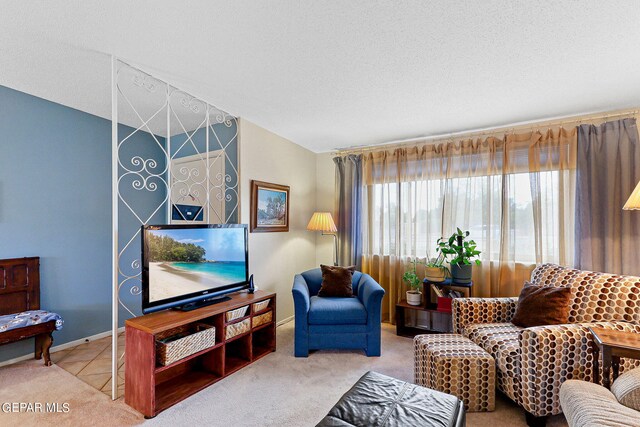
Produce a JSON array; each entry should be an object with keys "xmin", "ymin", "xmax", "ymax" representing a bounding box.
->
[
  {"xmin": 226, "ymin": 305, "xmax": 249, "ymax": 322},
  {"xmin": 252, "ymin": 299, "xmax": 270, "ymax": 313},
  {"xmin": 156, "ymin": 323, "xmax": 216, "ymax": 366},
  {"xmin": 252, "ymin": 311, "xmax": 273, "ymax": 328},
  {"xmin": 226, "ymin": 318, "xmax": 250, "ymax": 340}
]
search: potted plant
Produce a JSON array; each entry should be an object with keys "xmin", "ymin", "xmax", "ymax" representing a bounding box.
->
[
  {"xmin": 402, "ymin": 258, "xmax": 423, "ymax": 306},
  {"xmin": 424, "ymin": 251, "xmax": 448, "ymax": 283},
  {"xmin": 437, "ymin": 228, "xmax": 481, "ymax": 284}
]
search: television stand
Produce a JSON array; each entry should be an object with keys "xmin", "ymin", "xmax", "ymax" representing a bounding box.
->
[
  {"xmin": 178, "ymin": 295, "xmax": 231, "ymax": 312},
  {"xmin": 125, "ymin": 290, "xmax": 276, "ymax": 418}
]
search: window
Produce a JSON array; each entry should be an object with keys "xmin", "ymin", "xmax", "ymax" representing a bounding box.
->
[{"xmin": 366, "ymin": 169, "xmax": 569, "ymax": 265}]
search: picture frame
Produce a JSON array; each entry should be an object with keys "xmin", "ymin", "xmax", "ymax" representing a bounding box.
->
[{"xmin": 250, "ymin": 180, "xmax": 290, "ymax": 232}]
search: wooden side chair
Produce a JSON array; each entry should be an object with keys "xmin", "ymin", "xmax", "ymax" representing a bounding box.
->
[{"xmin": 0, "ymin": 257, "xmax": 63, "ymax": 366}]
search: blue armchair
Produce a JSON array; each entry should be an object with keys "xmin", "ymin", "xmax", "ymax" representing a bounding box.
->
[{"xmin": 292, "ymin": 268, "xmax": 385, "ymax": 357}]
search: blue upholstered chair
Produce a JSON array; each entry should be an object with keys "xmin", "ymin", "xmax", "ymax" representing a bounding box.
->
[{"xmin": 292, "ymin": 268, "xmax": 385, "ymax": 357}]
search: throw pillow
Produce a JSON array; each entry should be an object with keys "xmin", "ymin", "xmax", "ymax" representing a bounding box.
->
[
  {"xmin": 611, "ymin": 367, "xmax": 640, "ymax": 411},
  {"xmin": 318, "ymin": 265, "xmax": 356, "ymax": 297},
  {"xmin": 511, "ymin": 281, "xmax": 572, "ymax": 328}
]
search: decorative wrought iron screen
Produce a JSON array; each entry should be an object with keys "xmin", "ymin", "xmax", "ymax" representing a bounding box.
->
[{"xmin": 111, "ymin": 59, "xmax": 239, "ymax": 399}]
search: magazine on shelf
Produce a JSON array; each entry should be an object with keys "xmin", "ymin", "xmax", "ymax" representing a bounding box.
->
[{"xmin": 430, "ymin": 283, "xmax": 444, "ymax": 297}]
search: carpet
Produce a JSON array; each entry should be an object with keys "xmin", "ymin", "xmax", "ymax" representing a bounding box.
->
[
  {"xmin": 0, "ymin": 321, "xmax": 568, "ymax": 426},
  {"xmin": 0, "ymin": 358, "xmax": 140, "ymax": 427},
  {"xmin": 148, "ymin": 321, "xmax": 567, "ymax": 426}
]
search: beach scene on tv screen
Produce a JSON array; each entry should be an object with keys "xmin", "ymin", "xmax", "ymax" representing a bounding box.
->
[{"xmin": 147, "ymin": 228, "xmax": 246, "ymax": 303}]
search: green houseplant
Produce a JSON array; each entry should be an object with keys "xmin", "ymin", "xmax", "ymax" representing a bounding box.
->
[
  {"xmin": 402, "ymin": 258, "xmax": 423, "ymax": 306},
  {"xmin": 437, "ymin": 228, "xmax": 481, "ymax": 284},
  {"xmin": 423, "ymin": 250, "xmax": 448, "ymax": 283}
]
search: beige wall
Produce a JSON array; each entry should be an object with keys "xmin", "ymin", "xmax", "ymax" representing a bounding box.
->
[
  {"xmin": 239, "ymin": 118, "xmax": 319, "ymax": 322},
  {"xmin": 315, "ymin": 153, "xmax": 336, "ymax": 266}
]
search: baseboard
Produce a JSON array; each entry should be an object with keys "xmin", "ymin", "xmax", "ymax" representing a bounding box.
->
[
  {"xmin": 276, "ymin": 316, "xmax": 294, "ymax": 327},
  {"xmin": 0, "ymin": 326, "xmax": 125, "ymax": 368}
]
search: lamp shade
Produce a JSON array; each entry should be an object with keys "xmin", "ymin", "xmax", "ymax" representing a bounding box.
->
[
  {"xmin": 306, "ymin": 212, "xmax": 337, "ymax": 232},
  {"xmin": 624, "ymin": 181, "xmax": 640, "ymax": 210}
]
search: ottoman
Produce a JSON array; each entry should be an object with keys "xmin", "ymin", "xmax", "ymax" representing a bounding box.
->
[
  {"xmin": 414, "ymin": 334, "xmax": 495, "ymax": 412},
  {"xmin": 317, "ymin": 371, "xmax": 465, "ymax": 427}
]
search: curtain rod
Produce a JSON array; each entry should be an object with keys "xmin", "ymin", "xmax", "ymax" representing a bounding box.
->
[{"xmin": 334, "ymin": 107, "xmax": 639, "ymax": 155}]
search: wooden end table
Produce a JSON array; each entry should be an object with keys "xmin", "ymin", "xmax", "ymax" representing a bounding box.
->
[
  {"xmin": 395, "ymin": 300, "xmax": 452, "ymax": 337},
  {"xmin": 588, "ymin": 327, "xmax": 640, "ymax": 389},
  {"xmin": 423, "ymin": 278, "xmax": 473, "ymax": 302}
]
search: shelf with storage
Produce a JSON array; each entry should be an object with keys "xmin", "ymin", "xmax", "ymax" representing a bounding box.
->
[
  {"xmin": 423, "ymin": 278, "xmax": 473, "ymax": 306},
  {"xmin": 252, "ymin": 322, "xmax": 276, "ymax": 360},
  {"xmin": 225, "ymin": 334, "xmax": 252, "ymax": 374},
  {"xmin": 154, "ymin": 345, "xmax": 224, "ymax": 411},
  {"xmin": 395, "ymin": 299, "xmax": 453, "ymax": 337},
  {"xmin": 155, "ymin": 369, "xmax": 220, "ymax": 413},
  {"xmin": 154, "ymin": 341, "xmax": 224, "ymax": 374},
  {"xmin": 125, "ymin": 290, "xmax": 276, "ymax": 418}
]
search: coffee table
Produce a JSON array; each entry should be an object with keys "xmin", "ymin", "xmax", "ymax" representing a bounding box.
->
[{"xmin": 588, "ymin": 327, "xmax": 640, "ymax": 389}]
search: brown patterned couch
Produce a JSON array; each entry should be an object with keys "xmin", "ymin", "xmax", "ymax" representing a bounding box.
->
[{"xmin": 452, "ymin": 263, "xmax": 640, "ymax": 424}]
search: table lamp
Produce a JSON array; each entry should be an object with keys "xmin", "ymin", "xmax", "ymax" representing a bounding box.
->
[
  {"xmin": 623, "ymin": 180, "xmax": 640, "ymax": 210},
  {"xmin": 307, "ymin": 212, "xmax": 338, "ymax": 266}
]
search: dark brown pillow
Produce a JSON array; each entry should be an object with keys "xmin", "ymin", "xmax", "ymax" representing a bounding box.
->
[
  {"xmin": 511, "ymin": 282, "xmax": 572, "ymax": 328},
  {"xmin": 318, "ymin": 265, "xmax": 356, "ymax": 297}
]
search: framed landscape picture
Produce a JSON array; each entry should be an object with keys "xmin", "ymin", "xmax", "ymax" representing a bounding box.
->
[{"xmin": 250, "ymin": 180, "xmax": 290, "ymax": 232}]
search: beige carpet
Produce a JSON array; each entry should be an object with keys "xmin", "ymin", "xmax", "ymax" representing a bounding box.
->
[
  {"xmin": 1, "ymin": 321, "xmax": 568, "ymax": 426},
  {"xmin": 0, "ymin": 359, "xmax": 140, "ymax": 427},
  {"xmin": 148, "ymin": 322, "xmax": 567, "ymax": 426}
]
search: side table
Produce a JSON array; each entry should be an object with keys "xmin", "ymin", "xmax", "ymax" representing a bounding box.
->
[
  {"xmin": 588, "ymin": 327, "xmax": 640, "ymax": 389},
  {"xmin": 423, "ymin": 278, "xmax": 473, "ymax": 307},
  {"xmin": 395, "ymin": 300, "xmax": 453, "ymax": 337}
]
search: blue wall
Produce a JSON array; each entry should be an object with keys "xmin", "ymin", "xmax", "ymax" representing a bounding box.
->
[
  {"xmin": 0, "ymin": 85, "xmax": 240, "ymax": 362},
  {"xmin": 0, "ymin": 85, "xmax": 114, "ymax": 361},
  {"xmin": 117, "ymin": 123, "xmax": 167, "ymax": 321}
]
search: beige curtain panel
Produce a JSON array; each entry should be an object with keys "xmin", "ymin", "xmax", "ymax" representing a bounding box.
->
[{"xmin": 360, "ymin": 127, "xmax": 577, "ymax": 323}]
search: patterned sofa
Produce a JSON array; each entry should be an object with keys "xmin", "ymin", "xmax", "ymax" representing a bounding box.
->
[{"xmin": 452, "ymin": 263, "xmax": 640, "ymax": 423}]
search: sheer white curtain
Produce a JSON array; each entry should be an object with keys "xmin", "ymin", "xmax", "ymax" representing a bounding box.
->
[{"xmin": 361, "ymin": 128, "xmax": 576, "ymax": 322}]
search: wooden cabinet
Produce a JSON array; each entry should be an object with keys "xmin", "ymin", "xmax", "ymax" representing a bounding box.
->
[{"xmin": 125, "ymin": 290, "xmax": 276, "ymax": 418}]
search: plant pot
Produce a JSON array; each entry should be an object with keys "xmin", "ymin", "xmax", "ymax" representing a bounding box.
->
[
  {"xmin": 424, "ymin": 266, "xmax": 446, "ymax": 283},
  {"xmin": 406, "ymin": 290, "xmax": 422, "ymax": 306},
  {"xmin": 451, "ymin": 263, "xmax": 473, "ymax": 284}
]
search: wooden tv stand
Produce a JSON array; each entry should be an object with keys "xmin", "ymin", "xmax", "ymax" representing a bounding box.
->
[{"xmin": 125, "ymin": 290, "xmax": 276, "ymax": 418}]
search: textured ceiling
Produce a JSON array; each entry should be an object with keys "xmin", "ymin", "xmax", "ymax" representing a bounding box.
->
[{"xmin": 1, "ymin": 1, "xmax": 640, "ymax": 152}]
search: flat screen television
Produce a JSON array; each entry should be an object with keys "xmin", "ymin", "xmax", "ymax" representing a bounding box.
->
[{"xmin": 141, "ymin": 224, "xmax": 249, "ymax": 314}]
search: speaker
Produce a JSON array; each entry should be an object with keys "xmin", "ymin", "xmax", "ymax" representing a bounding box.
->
[{"xmin": 248, "ymin": 274, "xmax": 255, "ymax": 294}]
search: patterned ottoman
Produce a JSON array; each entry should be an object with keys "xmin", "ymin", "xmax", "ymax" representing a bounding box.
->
[{"xmin": 414, "ymin": 334, "xmax": 495, "ymax": 412}]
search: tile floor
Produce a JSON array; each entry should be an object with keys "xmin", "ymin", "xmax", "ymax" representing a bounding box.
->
[{"xmin": 51, "ymin": 333, "xmax": 125, "ymax": 398}]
